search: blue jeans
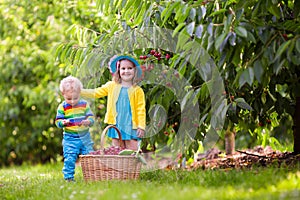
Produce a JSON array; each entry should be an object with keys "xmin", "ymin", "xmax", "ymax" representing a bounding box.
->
[{"xmin": 62, "ymin": 132, "xmax": 94, "ymax": 180}]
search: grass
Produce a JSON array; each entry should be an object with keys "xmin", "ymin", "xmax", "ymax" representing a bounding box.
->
[{"xmin": 0, "ymin": 162, "xmax": 300, "ymax": 200}]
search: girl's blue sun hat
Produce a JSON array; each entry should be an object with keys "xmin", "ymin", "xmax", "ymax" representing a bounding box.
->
[{"xmin": 109, "ymin": 55, "xmax": 142, "ymax": 78}]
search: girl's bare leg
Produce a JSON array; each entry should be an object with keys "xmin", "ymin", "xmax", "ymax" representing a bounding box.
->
[{"xmin": 125, "ymin": 140, "xmax": 138, "ymax": 150}]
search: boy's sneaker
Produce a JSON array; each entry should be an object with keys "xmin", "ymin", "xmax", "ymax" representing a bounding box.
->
[{"xmin": 65, "ymin": 178, "xmax": 75, "ymax": 182}]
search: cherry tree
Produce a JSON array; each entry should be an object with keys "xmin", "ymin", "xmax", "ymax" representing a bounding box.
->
[{"xmin": 56, "ymin": 0, "xmax": 300, "ymax": 155}]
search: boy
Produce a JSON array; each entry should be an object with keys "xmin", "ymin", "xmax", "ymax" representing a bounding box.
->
[{"xmin": 55, "ymin": 76, "xmax": 94, "ymax": 182}]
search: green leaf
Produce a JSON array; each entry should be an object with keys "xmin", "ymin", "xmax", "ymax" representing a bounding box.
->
[
  {"xmin": 199, "ymin": 83, "xmax": 209, "ymax": 100},
  {"xmin": 287, "ymin": 39, "xmax": 296, "ymax": 62},
  {"xmin": 274, "ymin": 40, "xmax": 291, "ymax": 61},
  {"xmin": 224, "ymin": 14, "xmax": 233, "ymax": 32},
  {"xmin": 268, "ymin": 4, "xmax": 280, "ymax": 19},
  {"xmin": 54, "ymin": 43, "xmax": 65, "ymax": 60},
  {"xmin": 161, "ymin": 1, "xmax": 181, "ymax": 25},
  {"xmin": 253, "ymin": 60, "xmax": 263, "ymax": 83},
  {"xmin": 273, "ymin": 59, "xmax": 285, "ymax": 75},
  {"xmin": 176, "ymin": 30, "xmax": 190, "ymax": 52},
  {"xmin": 248, "ymin": 67, "xmax": 254, "ymax": 85},
  {"xmin": 235, "ymin": 98, "xmax": 253, "ymax": 111},
  {"xmin": 228, "ymin": 102, "xmax": 237, "ymax": 114},
  {"xmin": 132, "ymin": 3, "xmax": 147, "ymax": 26},
  {"xmin": 268, "ymin": 90, "xmax": 277, "ymax": 102},
  {"xmin": 239, "ymin": 67, "xmax": 254, "ymax": 88},
  {"xmin": 182, "ymin": 41, "xmax": 194, "ymax": 52},
  {"xmin": 247, "ymin": 31, "xmax": 256, "ymax": 43},
  {"xmin": 296, "ymin": 38, "xmax": 300, "ymax": 54},
  {"xmin": 172, "ymin": 22, "xmax": 186, "ymax": 37},
  {"xmin": 295, "ymin": 0, "xmax": 300, "ymax": 17},
  {"xmin": 190, "ymin": 46, "xmax": 203, "ymax": 67},
  {"xmin": 232, "ymin": 47, "xmax": 241, "ymax": 66},
  {"xmin": 207, "ymin": 22, "xmax": 213, "ymax": 36},
  {"xmin": 186, "ymin": 22, "xmax": 195, "ymax": 36},
  {"xmin": 276, "ymin": 84, "xmax": 288, "ymax": 98},
  {"xmin": 198, "ymin": 62, "xmax": 212, "ymax": 82},
  {"xmin": 214, "ymin": 32, "xmax": 227, "ymax": 52},
  {"xmin": 235, "ymin": 26, "xmax": 247, "ymax": 38},
  {"xmin": 199, "ymin": 113, "xmax": 208, "ymax": 126},
  {"xmin": 177, "ymin": 6, "xmax": 191, "ymax": 23},
  {"xmin": 229, "ymin": 32, "xmax": 236, "ymax": 46},
  {"xmin": 197, "ymin": 6, "xmax": 206, "ymax": 20},
  {"xmin": 209, "ymin": 8, "xmax": 227, "ymax": 17},
  {"xmin": 235, "ymin": 7, "xmax": 245, "ymax": 21},
  {"xmin": 261, "ymin": 92, "xmax": 266, "ymax": 104},
  {"xmin": 251, "ymin": 1, "xmax": 261, "ymax": 18},
  {"xmin": 207, "ymin": 34, "xmax": 214, "ymax": 51},
  {"xmin": 137, "ymin": 154, "xmax": 147, "ymax": 165},
  {"xmin": 195, "ymin": 24, "xmax": 203, "ymax": 38},
  {"xmin": 189, "ymin": 7, "xmax": 196, "ymax": 20},
  {"xmin": 181, "ymin": 90, "xmax": 194, "ymax": 111},
  {"xmin": 119, "ymin": 149, "xmax": 135, "ymax": 155}
]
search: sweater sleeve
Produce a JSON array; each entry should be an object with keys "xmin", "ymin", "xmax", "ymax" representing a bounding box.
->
[
  {"xmin": 136, "ymin": 87, "xmax": 146, "ymax": 130},
  {"xmin": 55, "ymin": 103, "xmax": 65, "ymax": 128},
  {"xmin": 81, "ymin": 81, "xmax": 112, "ymax": 99}
]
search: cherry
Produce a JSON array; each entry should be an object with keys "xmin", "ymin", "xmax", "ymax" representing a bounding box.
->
[
  {"xmin": 282, "ymin": 34, "xmax": 288, "ymax": 40},
  {"xmin": 166, "ymin": 82, "xmax": 172, "ymax": 87},
  {"xmin": 165, "ymin": 54, "xmax": 171, "ymax": 59},
  {"xmin": 150, "ymin": 49, "xmax": 156, "ymax": 55},
  {"xmin": 174, "ymin": 71, "xmax": 179, "ymax": 78},
  {"xmin": 154, "ymin": 52, "xmax": 161, "ymax": 58},
  {"xmin": 139, "ymin": 55, "xmax": 148, "ymax": 60}
]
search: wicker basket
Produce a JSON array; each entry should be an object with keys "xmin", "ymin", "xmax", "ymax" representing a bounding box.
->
[{"xmin": 79, "ymin": 125, "xmax": 141, "ymax": 181}]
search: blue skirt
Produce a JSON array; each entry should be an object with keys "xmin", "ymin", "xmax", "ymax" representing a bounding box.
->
[{"xmin": 107, "ymin": 87, "xmax": 140, "ymax": 141}]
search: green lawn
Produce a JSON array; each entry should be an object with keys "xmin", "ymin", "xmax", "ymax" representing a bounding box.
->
[{"xmin": 0, "ymin": 162, "xmax": 299, "ymax": 200}]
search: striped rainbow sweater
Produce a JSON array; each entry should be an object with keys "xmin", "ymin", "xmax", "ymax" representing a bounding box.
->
[{"xmin": 55, "ymin": 99, "xmax": 94, "ymax": 134}]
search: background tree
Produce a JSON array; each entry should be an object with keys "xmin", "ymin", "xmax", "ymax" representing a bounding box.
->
[{"xmin": 0, "ymin": 0, "xmax": 101, "ymax": 165}]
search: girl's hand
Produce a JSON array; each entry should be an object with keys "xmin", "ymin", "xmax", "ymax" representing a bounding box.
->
[
  {"xmin": 81, "ymin": 119, "xmax": 91, "ymax": 126},
  {"xmin": 137, "ymin": 128, "xmax": 145, "ymax": 138}
]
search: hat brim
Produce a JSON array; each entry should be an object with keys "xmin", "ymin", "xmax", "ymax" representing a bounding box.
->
[{"xmin": 109, "ymin": 55, "xmax": 142, "ymax": 78}]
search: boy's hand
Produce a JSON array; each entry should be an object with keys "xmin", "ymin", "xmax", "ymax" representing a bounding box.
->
[
  {"xmin": 62, "ymin": 119, "xmax": 70, "ymax": 126},
  {"xmin": 81, "ymin": 119, "xmax": 91, "ymax": 126}
]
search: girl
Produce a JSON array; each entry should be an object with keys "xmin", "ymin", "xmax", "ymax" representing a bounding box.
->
[{"xmin": 81, "ymin": 55, "xmax": 146, "ymax": 150}]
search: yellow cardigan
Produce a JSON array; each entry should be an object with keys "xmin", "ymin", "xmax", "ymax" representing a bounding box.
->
[{"xmin": 81, "ymin": 81, "xmax": 146, "ymax": 130}]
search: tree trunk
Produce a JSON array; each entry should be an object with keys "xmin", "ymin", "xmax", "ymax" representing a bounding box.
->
[
  {"xmin": 225, "ymin": 129, "xmax": 235, "ymax": 155},
  {"xmin": 293, "ymin": 97, "xmax": 300, "ymax": 154}
]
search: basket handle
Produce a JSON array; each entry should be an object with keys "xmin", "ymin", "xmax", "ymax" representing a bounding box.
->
[{"xmin": 100, "ymin": 125, "xmax": 125, "ymax": 149}]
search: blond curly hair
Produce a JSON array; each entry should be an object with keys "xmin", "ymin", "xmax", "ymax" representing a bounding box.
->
[{"xmin": 59, "ymin": 75, "xmax": 83, "ymax": 93}]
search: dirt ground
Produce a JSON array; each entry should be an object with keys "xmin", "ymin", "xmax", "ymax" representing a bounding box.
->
[{"xmin": 189, "ymin": 146, "xmax": 300, "ymax": 170}]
